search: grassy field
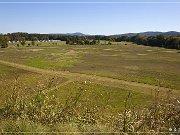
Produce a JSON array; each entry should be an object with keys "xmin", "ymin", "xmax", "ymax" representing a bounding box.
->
[
  {"xmin": 0, "ymin": 63, "xmax": 153, "ymax": 113},
  {"xmin": 0, "ymin": 41, "xmax": 180, "ymax": 132},
  {"xmin": 0, "ymin": 64, "xmax": 67, "ymax": 105},
  {"xmin": 0, "ymin": 41, "xmax": 179, "ymax": 89}
]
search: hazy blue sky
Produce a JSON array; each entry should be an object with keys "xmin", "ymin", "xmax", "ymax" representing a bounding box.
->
[{"xmin": 0, "ymin": 0, "xmax": 180, "ymax": 35}]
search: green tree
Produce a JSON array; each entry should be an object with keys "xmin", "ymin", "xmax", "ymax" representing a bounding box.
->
[
  {"xmin": 166, "ymin": 37, "xmax": 180, "ymax": 49},
  {"xmin": 31, "ymin": 41, "xmax": 35, "ymax": 46},
  {"xmin": 0, "ymin": 35, "xmax": 8, "ymax": 48},
  {"xmin": 84, "ymin": 40, "xmax": 90, "ymax": 45},
  {"xmin": 108, "ymin": 41, "xmax": 112, "ymax": 45},
  {"xmin": 31, "ymin": 37, "xmax": 38, "ymax": 46},
  {"xmin": 66, "ymin": 39, "xmax": 71, "ymax": 44},
  {"xmin": 77, "ymin": 40, "xmax": 85, "ymax": 45},
  {"xmin": 97, "ymin": 40, "xmax": 100, "ymax": 45},
  {"xmin": 20, "ymin": 37, "xmax": 26, "ymax": 46},
  {"xmin": 156, "ymin": 35, "xmax": 166, "ymax": 47},
  {"xmin": 32, "ymin": 37, "xmax": 38, "ymax": 42},
  {"xmin": 91, "ymin": 40, "xmax": 97, "ymax": 45},
  {"xmin": 4, "ymin": 36, "xmax": 11, "ymax": 43}
]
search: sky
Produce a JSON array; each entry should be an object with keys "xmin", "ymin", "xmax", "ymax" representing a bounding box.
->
[{"xmin": 0, "ymin": 0, "xmax": 180, "ymax": 35}]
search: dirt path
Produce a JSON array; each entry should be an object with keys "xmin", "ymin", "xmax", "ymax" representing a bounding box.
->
[{"xmin": 0, "ymin": 60, "xmax": 178, "ymax": 94}]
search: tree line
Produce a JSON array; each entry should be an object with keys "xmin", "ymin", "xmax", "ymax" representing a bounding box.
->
[
  {"xmin": 0, "ymin": 32, "xmax": 180, "ymax": 49},
  {"xmin": 114, "ymin": 35, "xmax": 180, "ymax": 49}
]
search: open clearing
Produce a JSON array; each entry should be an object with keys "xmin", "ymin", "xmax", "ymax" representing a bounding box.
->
[
  {"xmin": 1, "ymin": 42, "xmax": 179, "ymax": 89},
  {"xmin": 0, "ymin": 42, "xmax": 180, "ymax": 113}
]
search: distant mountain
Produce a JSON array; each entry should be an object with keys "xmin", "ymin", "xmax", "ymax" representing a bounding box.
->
[
  {"xmin": 113, "ymin": 31, "xmax": 180, "ymax": 37},
  {"xmin": 66, "ymin": 32, "xmax": 89, "ymax": 36},
  {"xmin": 162, "ymin": 31, "xmax": 180, "ymax": 36},
  {"xmin": 47, "ymin": 31, "xmax": 180, "ymax": 37},
  {"xmin": 49, "ymin": 32, "xmax": 89, "ymax": 36}
]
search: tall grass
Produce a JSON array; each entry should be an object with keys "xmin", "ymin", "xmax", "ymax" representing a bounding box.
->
[{"xmin": 0, "ymin": 80, "xmax": 179, "ymax": 133}]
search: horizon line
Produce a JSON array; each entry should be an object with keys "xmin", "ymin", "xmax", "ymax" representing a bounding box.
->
[{"xmin": 1, "ymin": 31, "xmax": 180, "ymax": 36}]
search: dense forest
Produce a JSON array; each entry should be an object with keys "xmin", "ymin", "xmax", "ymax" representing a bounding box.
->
[{"xmin": 0, "ymin": 32, "xmax": 180, "ymax": 49}]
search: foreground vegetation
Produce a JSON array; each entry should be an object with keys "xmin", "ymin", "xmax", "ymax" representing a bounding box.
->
[{"xmin": 0, "ymin": 81, "xmax": 179, "ymax": 133}]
